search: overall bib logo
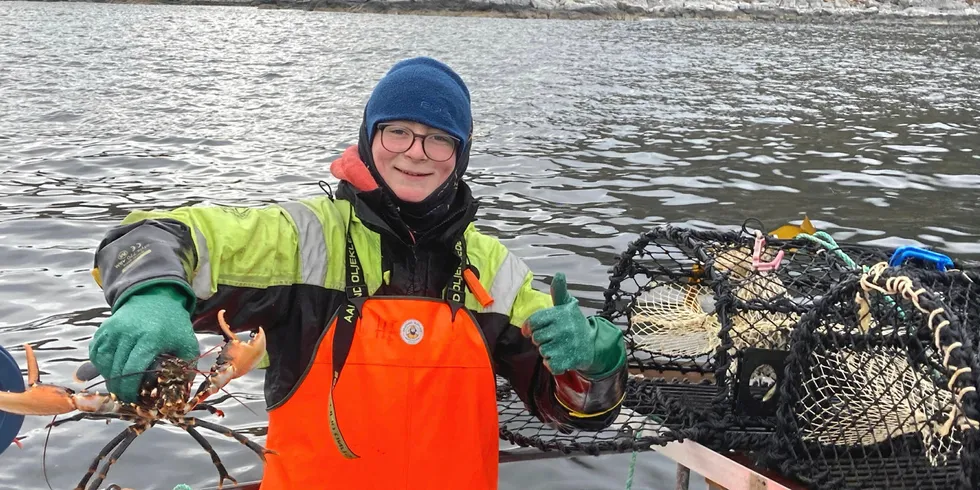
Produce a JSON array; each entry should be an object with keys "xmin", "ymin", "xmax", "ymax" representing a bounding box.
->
[{"xmin": 400, "ymin": 319, "xmax": 424, "ymax": 345}]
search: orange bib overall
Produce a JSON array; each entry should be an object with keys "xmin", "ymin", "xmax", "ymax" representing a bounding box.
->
[{"xmin": 260, "ymin": 231, "xmax": 499, "ymax": 490}]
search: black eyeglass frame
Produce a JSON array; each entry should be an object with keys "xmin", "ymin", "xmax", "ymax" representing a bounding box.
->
[{"xmin": 376, "ymin": 123, "xmax": 460, "ymax": 162}]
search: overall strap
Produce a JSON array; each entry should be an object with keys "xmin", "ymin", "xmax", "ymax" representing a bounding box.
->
[
  {"xmin": 328, "ymin": 226, "xmax": 368, "ymax": 459},
  {"xmin": 445, "ymin": 237, "xmax": 468, "ymax": 319}
]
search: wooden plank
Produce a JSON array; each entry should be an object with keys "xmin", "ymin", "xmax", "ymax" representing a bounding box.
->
[{"xmin": 656, "ymin": 440, "xmax": 805, "ymax": 490}]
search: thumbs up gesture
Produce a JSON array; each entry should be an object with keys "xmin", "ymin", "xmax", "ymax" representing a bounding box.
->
[{"xmin": 521, "ymin": 273, "xmax": 625, "ymax": 377}]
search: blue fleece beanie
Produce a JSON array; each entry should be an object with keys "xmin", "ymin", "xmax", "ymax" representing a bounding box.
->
[{"xmin": 364, "ymin": 57, "xmax": 472, "ymax": 152}]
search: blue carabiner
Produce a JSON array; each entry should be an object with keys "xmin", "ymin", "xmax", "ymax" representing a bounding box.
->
[
  {"xmin": 0, "ymin": 343, "xmax": 25, "ymax": 456},
  {"xmin": 888, "ymin": 246, "xmax": 954, "ymax": 272}
]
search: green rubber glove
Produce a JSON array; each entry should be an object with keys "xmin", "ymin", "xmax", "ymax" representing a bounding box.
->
[
  {"xmin": 89, "ymin": 281, "xmax": 200, "ymax": 403},
  {"xmin": 522, "ymin": 273, "xmax": 626, "ymax": 377}
]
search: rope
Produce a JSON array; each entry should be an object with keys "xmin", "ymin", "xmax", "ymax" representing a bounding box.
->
[
  {"xmin": 794, "ymin": 231, "xmax": 910, "ymax": 323},
  {"xmin": 793, "ymin": 231, "xmax": 858, "ymax": 270},
  {"xmin": 624, "ymin": 412, "xmax": 665, "ymax": 489},
  {"xmin": 861, "ymin": 262, "xmax": 980, "ymax": 432},
  {"xmin": 624, "ymin": 444, "xmax": 638, "ymax": 490}
]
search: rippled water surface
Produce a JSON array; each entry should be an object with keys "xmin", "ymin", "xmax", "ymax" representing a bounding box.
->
[{"xmin": 1, "ymin": 1, "xmax": 979, "ymax": 488}]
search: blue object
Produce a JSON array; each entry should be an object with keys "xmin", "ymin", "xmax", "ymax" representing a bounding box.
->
[
  {"xmin": 0, "ymin": 344, "xmax": 25, "ymax": 457},
  {"xmin": 888, "ymin": 246, "xmax": 954, "ymax": 271},
  {"xmin": 364, "ymin": 56, "xmax": 472, "ymax": 150}
]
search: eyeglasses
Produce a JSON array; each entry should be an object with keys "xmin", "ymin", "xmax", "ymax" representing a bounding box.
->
[{"xmin": 377, "ymin": 123, "xmax": 459, "ymax": 162}]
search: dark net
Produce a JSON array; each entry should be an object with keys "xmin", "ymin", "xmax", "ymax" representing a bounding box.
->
[
  {"xmin": 495, "ymin": 375, "xmax": 677, "ymax": 455},
  {"xmin": 597, "ymin": 224, "xmax": 893, "ymax": 451},
  {"xmin": 764, "ymin": 264, "xmax": 980, "ymax": 490},
  {"xmin": 491, "ymin": 223, "xmax": 980, "ymax": 484},
  {"xmin": 600, "ymin": 225, "xmax": 723, "ymax": 375},
  {"xmin": 707, "ymin": 232, "xmax": 893, "ymax": 451}
]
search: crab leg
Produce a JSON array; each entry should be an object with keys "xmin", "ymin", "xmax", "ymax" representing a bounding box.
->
[
  {"xmin": 183, "ymin": 416, "xmax": 276, "ymax": 462},
  {"xmin": 0, "ymin": 344, "xmax": 125, "ymax": 416},
  {"xmin": 81, "ymin": 421, "xmax": 148, "ymax": 490},
  {"xmin": 178, "ymin": 423, "xmax": 238, "ymax": 489},
  {"xmin": 190, "ymin": 402, "xmax": 225, "ymax": 417},
  {"xmin": 73, "ymin": 424, "xmax": 135, "ymax": 490},
  {"xmin": 47, "ymin": 412, "xmax": 139, "ymax": 429}
]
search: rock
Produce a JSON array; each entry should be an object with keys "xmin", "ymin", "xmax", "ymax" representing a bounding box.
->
[{"xmin": 245, "ymin": 0, "xmax": 980, "ymax": 21}]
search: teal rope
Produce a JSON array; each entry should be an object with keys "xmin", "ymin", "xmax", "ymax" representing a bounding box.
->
[
  {"xmin": 623, "ymin": 414, "xmax": 662, "ymax": 489},
  {"xmin": 624, "ymin": 443, "xmax": 638, "ymax": 490},
  {"xmin": 794, "ymin": 231, "xmax": 859, "ymax": 270},
  {"xmin": 793, "ymin": 231, "xmax": 906, "ymax": 320}
]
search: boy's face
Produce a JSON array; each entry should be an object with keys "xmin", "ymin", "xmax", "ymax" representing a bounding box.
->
[{"xmin": 371, "ymin": 120, "xmax": 457, "ymax": 203}]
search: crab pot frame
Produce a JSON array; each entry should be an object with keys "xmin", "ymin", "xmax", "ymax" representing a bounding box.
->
[
  {"xmin": 600, "ymin": 225, "xmax": 893, "ymax": 452},
  {"xmin": 496, "ymin": 231, "xmax": 979, "ymax": 474},
  {"xmin": 761, "ymin": 264, "xmax": 980, "ymax": 490}
]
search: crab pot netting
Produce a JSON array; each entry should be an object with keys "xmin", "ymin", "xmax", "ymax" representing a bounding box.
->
[
  {"xmin": 491, "ymin": 225, "xmax": 953, "ymax": 459},
  {"xmin": 602, "ymin": 227, "xmax": 887, "ymax": 389},
  {"xmin": 603, "ymin": 226, "xmax": 890, "ymax": 373},
  {"xmin": 600, "ymin": 225, "xmax": 725, "ymax": 375},
  {"xmin": 702, "ymin": 235, "xmax": 893, "ymax": 435},
  {"xmin": 912, "ymin": 268, "xmax": 980, "ymax": 348},
  {"xmin": 765, "ymin": 265, "xmax": 980, "ymax": 490},
  {"xmin": 495, "ymin": 376, "xmax": 679, "ymax": 455},
  {"xmin": 494, "ymin": 225, "xmax": 765, "ymax": 455}
]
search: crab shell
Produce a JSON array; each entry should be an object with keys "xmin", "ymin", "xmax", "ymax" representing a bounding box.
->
[{"xmin": 137, "ymin": 355, "xmax": 196, "ymax": 416}]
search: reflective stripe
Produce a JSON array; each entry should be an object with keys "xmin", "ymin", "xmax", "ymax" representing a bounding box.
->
[
  {"xmin": 191, "ymin": 228, "xmax": 213, "ymax": 300},
  {"xmin": 486, "ymin": 251, "xmax": 529, "ymax": 315},
  {"xmin": 280, "ymin": 201, "xmax": 328, "ymax": 287}
]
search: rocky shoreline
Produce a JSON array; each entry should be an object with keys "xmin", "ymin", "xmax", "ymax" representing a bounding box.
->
[{"xmin": 42, "ymin": 0, "xmax": 980, "ymax": 22}]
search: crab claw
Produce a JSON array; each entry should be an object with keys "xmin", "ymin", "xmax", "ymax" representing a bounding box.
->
[
  {"xmin": 0, "ymin": 344, "xmax": 80, "ymax": 416},
  {"xmin": 0, "ymin": 345, "xmax": 125, "ymax": 417},
  {"xmin": 216, "ymin": 309, "xmax": 266, "ymax": 380},
  {"xmin": 185, "ymin": 310, "xmax": 266, "ymax": 411}
]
